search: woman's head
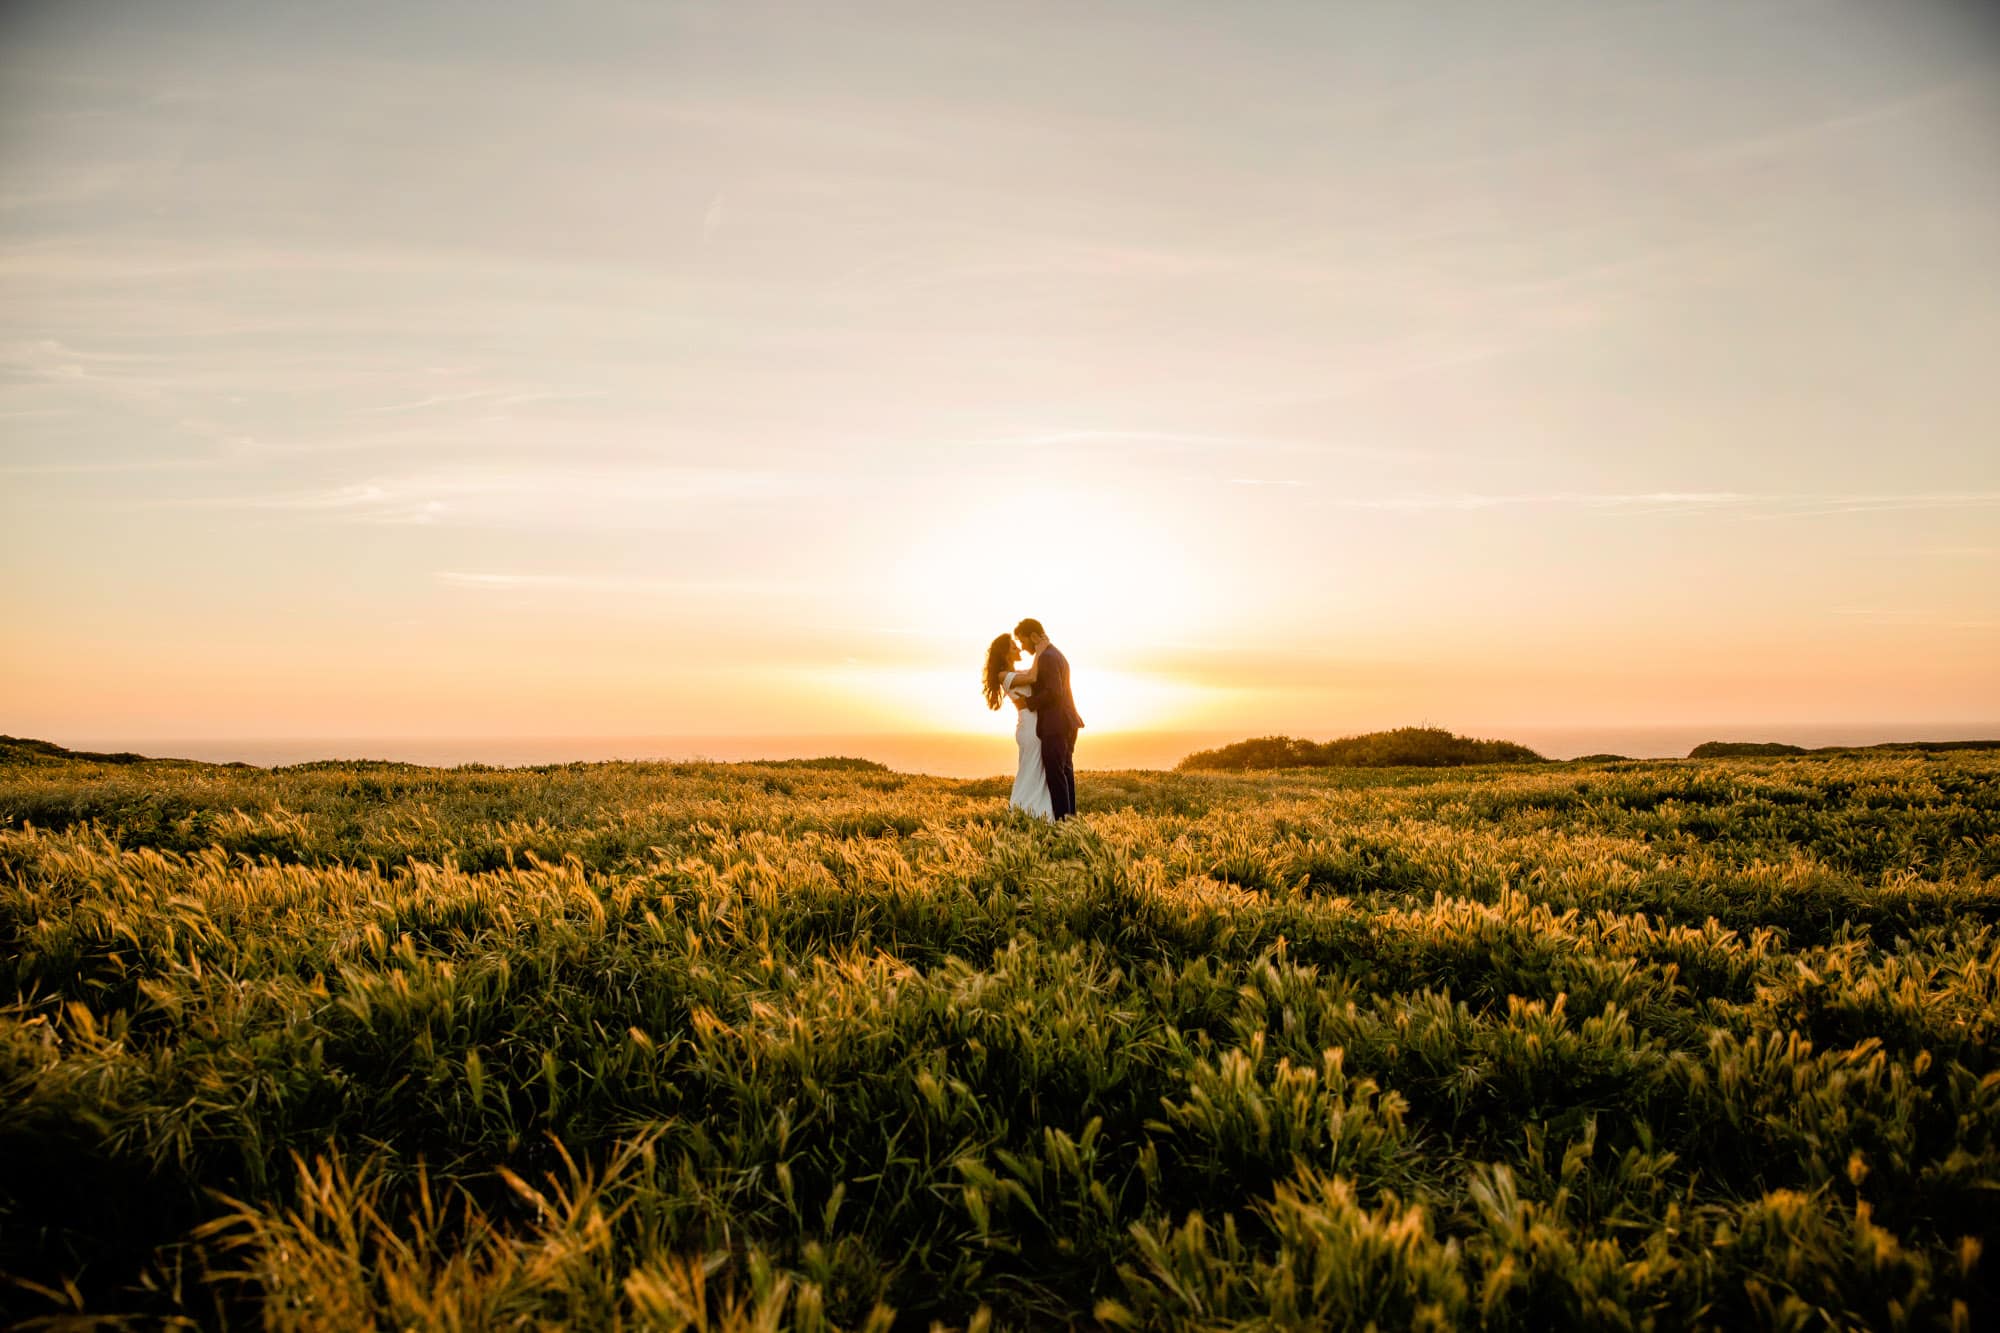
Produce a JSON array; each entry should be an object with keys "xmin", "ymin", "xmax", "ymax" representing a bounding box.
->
[{"xmin": 982, "ymin": 633, "xmax": 1018, "ymax": 710}]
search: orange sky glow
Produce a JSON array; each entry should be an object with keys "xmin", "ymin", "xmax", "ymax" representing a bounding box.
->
[{"xmin": 3, "ymin": 1, "xmax": 1997, "ymax": 771}]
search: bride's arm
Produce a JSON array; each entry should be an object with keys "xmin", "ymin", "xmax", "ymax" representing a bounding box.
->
[{"xmin": 1009, "ymin": 656, "xmax": 1041, "ymax": 684}]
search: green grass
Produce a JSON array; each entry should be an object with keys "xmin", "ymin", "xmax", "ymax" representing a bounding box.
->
[{"xmin": 3, "ymin": 748, "xmax": 1996, "ymax": 1329}]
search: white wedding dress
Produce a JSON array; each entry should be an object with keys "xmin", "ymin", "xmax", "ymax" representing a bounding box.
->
[{"xmin": 1002, "ymin": 671, "xmax": 1054, "ymax": 820}]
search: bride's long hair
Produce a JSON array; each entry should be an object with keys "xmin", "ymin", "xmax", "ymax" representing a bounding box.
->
[{"xmin": 982, "ymin": 634, "xmax": 1017, "ymax": 710}]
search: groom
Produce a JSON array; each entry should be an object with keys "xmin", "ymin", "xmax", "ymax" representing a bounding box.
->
[{"xmin": 1014, "ymin": 618, "xmax": 1083, "ymax": 819}]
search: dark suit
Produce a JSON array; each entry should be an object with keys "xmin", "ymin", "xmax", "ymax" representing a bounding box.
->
[{"xmin": 1026, "ymin": 644, "xmax": 1083, "ymax": 818}]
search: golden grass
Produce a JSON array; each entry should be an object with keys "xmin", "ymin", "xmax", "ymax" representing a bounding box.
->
[{"xmin": 2, "ymin": 751, "xmax": 1995, "ymax": 1328}]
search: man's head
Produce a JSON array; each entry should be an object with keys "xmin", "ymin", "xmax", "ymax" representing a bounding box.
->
[{"xmin": 1013, "ymin": 618, "xmax": 1048, "ymax": 654}]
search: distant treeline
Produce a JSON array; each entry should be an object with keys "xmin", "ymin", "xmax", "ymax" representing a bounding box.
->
[
  {"xmin": 0, "ymin": 737, "xmax": 892, "ymax": 774},
  {"xmin": 1689, "ymin": 738, "xmax": 2000, "ymax": 759},
  {"xmin": 1178, "ymin": 726, "xmax": 1546, "ymax": 772},
  {"xmin": 1175, "ymin": 730, "xmax": 2000, "ymax": 772},
  {"xmin": 753, "ymin": 756, "xmax": 891, "ymax": 772}
]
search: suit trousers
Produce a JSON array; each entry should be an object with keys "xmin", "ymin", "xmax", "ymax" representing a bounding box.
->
[{"xmin": 1040, "ymin": 730, "xmax": 1078, "ymax": 820}]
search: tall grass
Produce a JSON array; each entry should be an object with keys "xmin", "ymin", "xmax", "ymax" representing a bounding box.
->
[{"xmin": 3, "ymin": 751, "xmax": 1995, "ymax": 1328}]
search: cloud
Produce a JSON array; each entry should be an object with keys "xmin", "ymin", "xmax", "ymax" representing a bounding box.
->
[
  {"xmin": 1830, "ymin": 606, "xmax": 1999, "ymax": 630},
  {"xmin": 236, "ymin": 482, "xmax": 447, "ymax": 524},
  {"xmin": 435, "ymin": 570, "xmax": 793, "ymax": 600},
  {"xmin": 358, "ymin": 390, "xmax": 507, "ymax": 415},
  {"xmin": 972, "ymin": 428, "xmax": 1408, "ymax": 461},
  {"xmin": 1328, "ymin": 490, "xmax": 1748, "ymax": 513},
  {"xmin": 435, "ymin": 572, "xmax": 588, "ymax": 589},
  {"xmin": 177, "ymin": 465, "xmax": 821, "ymax": 529},
  {"xmin": 988, "ymin": 429, "xmax": 1253, "ymax": 450},
  {"xmin": 0, "ymin": 338, "xmax": 172, "ymax": 384},
  {"xmin": 352, "ymin": 386, "xmax": 605, "ymax": 415},
  {"xmin": 1325, "ymin": 491, "xmax": 2000, "ymax": 517},
  {"xmin": 0, "ymin": 456, "xmax": 221, "ymax": 476},
  {"xmin": 701, "ymin": 189, "xmax": 728, "ymax": 245},
  {"xmin": 1777, "ymin": 494, "xmax": 2000, "ymax": 517},
  {"xmin": 1679, "ymin": 81, "xmax": 1972, "ymax": 170}
]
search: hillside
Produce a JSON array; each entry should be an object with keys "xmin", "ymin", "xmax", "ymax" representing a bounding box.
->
[
  {"xmin": 1178, "ymin": 726, "xmax": 1546, "ymax": 771},
  {"xmin": 1690, "ymin": 738, "xmax": 2000, "ymax": 759},
  {"xmin": 0, "ymin": 733, "xmax": 153, "ymax": 765},
  {"xmin": 3, "ymin": 746, "xmax": 1997, "ymax": 1327}
]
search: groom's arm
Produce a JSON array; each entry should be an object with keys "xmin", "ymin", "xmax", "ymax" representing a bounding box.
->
[{"xmin": 1025, "ymin": 649, "xmax": 1065, "ymax": 708}]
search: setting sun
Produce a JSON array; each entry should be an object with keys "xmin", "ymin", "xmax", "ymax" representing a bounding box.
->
[{"xmin": 891, "ymin": 483, "xmax": 1220, "ymax": 650}]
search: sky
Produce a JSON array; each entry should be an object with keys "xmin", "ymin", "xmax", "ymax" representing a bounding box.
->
[{"xmin": 3, "ymin": 0, "xmax": 1998, "ymax": 768}]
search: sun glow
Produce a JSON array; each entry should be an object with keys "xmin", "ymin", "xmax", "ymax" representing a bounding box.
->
[
  {"xmin": 790, "ymin": 663, "xmax": 1204, "ymax": 739},
  {"xmin": 855, "ymin": 483, "xmax": 1225, "ymax": 734},
  {"xmin": 893, "ymin": 483, "xmax": 1215, "ymax": 633}
]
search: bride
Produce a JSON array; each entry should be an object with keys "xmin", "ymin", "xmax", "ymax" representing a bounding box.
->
[{"xmin": 983, "ymin": 633, "xmax": 1053, "ymax": 820}]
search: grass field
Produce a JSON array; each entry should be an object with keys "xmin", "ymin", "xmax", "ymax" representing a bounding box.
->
[{"xmin": 4, "ymin": 745, "xmax": 1997, "ymax": 1329}]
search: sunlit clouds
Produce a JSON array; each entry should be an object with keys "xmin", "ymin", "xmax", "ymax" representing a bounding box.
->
[
  {"xmin": 190, "ymin": 465, "xmax": 810, "ymax": 527},
  {"xmin": 3, "ymin": 0, "xmax": 1998, "ymax": 760}
]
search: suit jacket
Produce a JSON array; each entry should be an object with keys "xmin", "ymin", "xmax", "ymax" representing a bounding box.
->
[{"xmin": 1026, "ymin": 644, "xmax": 1084, "ymax": 739}]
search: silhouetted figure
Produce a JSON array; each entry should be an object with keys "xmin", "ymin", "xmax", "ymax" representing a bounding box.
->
[{"xmin": 1009, "ymin": 618, "xmax": 1083, "ymax": 819}]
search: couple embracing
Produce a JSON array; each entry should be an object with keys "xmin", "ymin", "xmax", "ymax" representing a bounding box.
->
[{"xmin": 982, "ymin": 618, "xmax": 1085, "ymax": 821}]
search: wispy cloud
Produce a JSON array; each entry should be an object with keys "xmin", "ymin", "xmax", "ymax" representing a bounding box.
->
[
  {"xmin": 1680, "ymin": 80, "xmax": 1972, "ymax": 170},
  {"xmin": 1831, "ymin": 606, "xmax": 2000, "ymax": 630},
  {"xmin": 227, "ymin": 482, "xmax": 449, "ymax": 524},
  {"xmin": 435, "ymin": 572, "xmax": 589, "ymax": 589},
  {"xmin": 987, "ymin": 429, "xmax": 1251, "ymax": 450},
  {"xmin": 0, "ymin": 456, "xmax": 222, "ymax": 476},
  {"xmin": 435, "ymin": 571, "xmax": 792, "ymax": 600},
  {"xmin": 172, "ymin": 466, "xmax": 821, "ymax": 528},
  {"xmin": 357, "ymin": 389, "xmax": 506, "ymax": 415},
  {"xmin": 972, "ymin": 429, "xmax": 1408, "ymax": 460},
  {"xmin": 0, "ymin": 338, "xmax": 178, "ymax": 387},
  {"xmin": 1743, "ymin": 494, "xmax": 2000, "ymax": 518},
  {"xmin": 700, "ymin": 189, "xmax": 728, "ymax": 245},
  {"xmin": 353, "ymin": 387, "xmax": 606, "ymax": 416},
  {"xmin": 1329, "ymin": 490, "xmax": 1747, "ymax": 513},
  {"xmin": 1326, "ymin": 491, "xmax": 2000, "ymax": 517}
]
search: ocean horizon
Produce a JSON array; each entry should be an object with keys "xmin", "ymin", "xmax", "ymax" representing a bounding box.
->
[{"xmin": 42, "ymin": 722, "xmax": 2000, "ymax": 780}]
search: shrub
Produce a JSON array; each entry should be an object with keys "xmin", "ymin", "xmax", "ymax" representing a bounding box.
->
[{"xmin": 1179, "ymin": 727, "xmax": 1546, "ymax": 771}]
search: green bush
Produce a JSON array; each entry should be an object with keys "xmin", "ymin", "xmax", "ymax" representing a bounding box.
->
[{"xmin": 1180, "ymin": 727, "xmax": 1547, "ymax": 771}]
